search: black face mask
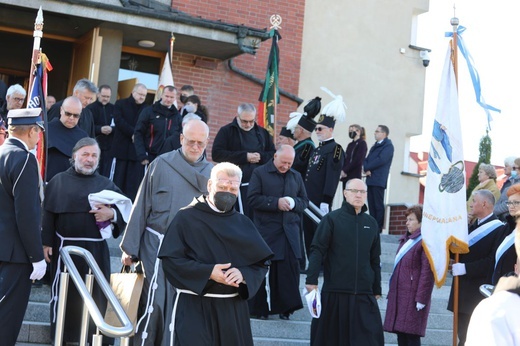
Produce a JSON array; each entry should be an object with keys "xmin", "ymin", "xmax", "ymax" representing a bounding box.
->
[
  {"xmin": 180, "ymin": 95, "xmax": 188, "ymax": 104},
  {"xmin": 213, "ymin": 192, "xmax": 237, "ymax": 212},
  {"xmin": 349, "ymin": 131, "xmax": 357, "ymax": 139}
]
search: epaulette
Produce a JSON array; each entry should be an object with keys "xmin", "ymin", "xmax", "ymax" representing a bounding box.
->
[
  {"xmin": 333, "ymin": 144, "xmax": 343, "ymax": 163},
  {"xmin": 299, "ymin": 143, "xmax": 314, "ymax": 161}
]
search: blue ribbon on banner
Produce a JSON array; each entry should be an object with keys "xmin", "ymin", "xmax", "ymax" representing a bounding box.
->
[{"xmin": 446, "ymin": 26, "xmax": 501, "ymax": 130}]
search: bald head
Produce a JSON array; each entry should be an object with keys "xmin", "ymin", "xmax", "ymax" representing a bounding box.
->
[{"xmin": 273, "ymin": 144, "xmax": 295, "ymax": 174}]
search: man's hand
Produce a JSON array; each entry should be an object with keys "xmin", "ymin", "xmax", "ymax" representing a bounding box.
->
[
  {"xmin": 278, "ymin": 198, "xmax": 291, "ymax": 211},
  {"xmin": 89, "ymin": 204, "xmax": 115, "ymax": 222},
  {"xmin": 141, "ymin": 159, "xmax": 149, "ymax": 166},
  {"xmin": 101, "ymin": 126, "xmax": 112, "ymax": 135},
  {"xmin": 30, "ymin": 259, "xmax": 47, "ymax": 281},
  {"xmin": 121, "ymin": 252, "xmax": 134, "ymax": 266},
  {"xmin": 305, "ymin": 284, "xmax": 318, "ymax": 293},
  {"xmin": 224, "ymin": 267, "xmax": 244, "ymax": 287},
  {"xmin": 43, "ymin": 246, "xmax": 53, "ymax": 263},
  {"xmin": 340, "ymin": 171, "xmax": 347, "ymax": 179},
  {"xmin": 210, "ymin": 263, "xmax": 232, "ymax": 284},
  {"xmin": 247, "ymin": 152, "xmax": 261, "ymax": 164},
  {"xmin": 364, "ymin": 170, "xmax": 371, "ymax": 177}
]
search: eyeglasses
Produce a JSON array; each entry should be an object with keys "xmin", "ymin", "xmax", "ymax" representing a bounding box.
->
[
  {"xmin": 345, "ymin": 189, "xmax": 367, "ymax": 194},
  {"xmin": 13, "ymin": 97, "xmax": 25, "ymax": 103},
  {"xmin": 63, "ymin": 110, "xmax": 81, "ymax": 119},
  {"xmin": 315, "ymin": 127, "xmax": 326, "ymax": 132},
  {"xmin": 217, "ymin": 179, "xmax": 240, "ymax": 188},
  {"xmin": 505, "ymin": 201, "xmax": 520, "ymax": 207},
  {"xmin": 238, "ymin": 117, "xmax": 255, "ymax": 125},
  {"xmin": 183, "ymin": 136, "xmax": 207, "ymax": 148}
]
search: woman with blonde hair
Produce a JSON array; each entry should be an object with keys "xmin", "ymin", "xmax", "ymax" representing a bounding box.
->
[{"xmin": 467, "ymin": 163, "xmax": 500, "ymax": 224}]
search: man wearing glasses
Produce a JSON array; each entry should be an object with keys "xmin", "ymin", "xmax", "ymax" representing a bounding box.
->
[
  {"xmin": 47, "ymin": 78, "xmax": 98, "ymax": 138},
  {"xmin": 121, "ymin": 119, "xmax": 213, "ymax": 346},
  {"xmin": 305, "ymin": 179, "xmax": 383, "ymax": 346},
  {"xmin": 493, "ymin": 156, "xmax": 520, "ymax": 221},
  {"xmin": 46, "ymin": 96, "xmax": 88, "ymax": 181},
  {"xmin": 0, "ymin": 84, "xmax": 26, "ymax": 138},
  {"xmin": 302, "ymin": 109, "xmax": 345, "ymax": 265},
  {"xmin": 212, "ymin": 103, "xmax": 276, "ymax": 217}
]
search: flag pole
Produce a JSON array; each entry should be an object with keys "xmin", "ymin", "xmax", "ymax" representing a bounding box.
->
[
  {"xmin": 27, "ymin": 6, "xmax": 44, "ymax": 106},
  {"xmin": 170, "ymin": 32, "xmax": 175, "ymax": 79},
  {"xmin": 450, "ymin": 11, "xmax": 460, "ymax": 346}
]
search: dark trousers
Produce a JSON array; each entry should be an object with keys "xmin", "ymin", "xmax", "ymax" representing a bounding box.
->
[
  {"xmin": 397, "ymin": 332, "xmax": 421, "ymax": 346},
  {"xmin": 456, "ymin": 312, "xmax": 471, "ymax": 346},
  {"xmin": 0, "ymin": 262, "xmax": 33, "ymax": 346},
  {"xmin": 367, "ymin": 185, "xmax": 385, "ymax": 231},
  {"xmin": 113, "ymin": 159, "xmax": 145, "ymax": 201},
  {"xmin": 302, "ymin": 214, "xmax": 317, "ymax": 266}
]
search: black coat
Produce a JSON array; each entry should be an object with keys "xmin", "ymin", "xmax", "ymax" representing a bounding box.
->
[
  {"xmin": 111, "ymin": 94, "xmax": 147, "ymax": 161},
  {"xmin": 364, "ymin": 138, "xmax": 394, "ymax": 188},
  {"xmin": 87, "ymin": 100, "xmax": 115, "ymax": 151},
  {"xmin": 304, "ymin": 138, "xmax": 344, "ymax": 206},
  {"xmin": 341, "ymin": 138, "xmax": 367, "ymax": 181},
  {"xmin": 212, "ymin": 118, "xmax": 275, "ymax": 183},
  {"xmin": 491, "ymin": 215, "xmax": 518, "ymax": 284},
  {"xmin": 133, "ymin": 101, "xmax": 181, "ymax": 162},
  {"xmin": 292, "ymin": 137, "xmax": 315, "ymax": 178},
  {"xmin": 0, "ymin": 138, "xmax": 44, "ymax": 264},
  {"xmin": 247, "ymin": 160, "xmax": 309, "ymax": 260},
  {"xmin": 448, "ymin": 215, "xmax": 505, "ymax": 314}
]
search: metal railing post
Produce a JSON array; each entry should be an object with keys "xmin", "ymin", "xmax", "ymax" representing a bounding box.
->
[
  {"xmin": 54, "ymin": 271, "xmax": 70, "ymax": 346},
  {"xmin": 80, "ymin": 272, "xmax": 94, "ymax": 345},
  {"xmin": 55, "ymin": 246, "xmax": 134, "ymax": 344}
]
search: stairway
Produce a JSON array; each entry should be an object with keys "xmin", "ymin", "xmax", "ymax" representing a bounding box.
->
[{"xmin": 17, "ymin": 235, "xmax": 454, "ymax": 345}]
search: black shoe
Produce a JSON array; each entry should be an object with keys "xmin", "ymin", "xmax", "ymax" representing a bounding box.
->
[
  {"xmin": 279, "ymin": 313, "xmax": 290, "ymax": 320},
  {"xmin": 250, "ymin": 315, "xmax": 268, "ymax": 320}
]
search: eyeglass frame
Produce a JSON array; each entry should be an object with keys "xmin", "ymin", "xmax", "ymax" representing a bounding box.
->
[
  {"xmin": 62, "ymin": 110, "xmax": 81, "ymax": 119},
  {"xmin": 505, "ymin": 201, "xmax": 520, "ymax": 207},
  {"xmin": 345, "ymin": 189, "xmax": 367, "ymax": 194}
]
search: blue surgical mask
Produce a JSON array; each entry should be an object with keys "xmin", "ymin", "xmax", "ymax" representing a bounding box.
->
[{"xmin": 511, "ymin": 170, "xmax": 518, "ymax": 179}]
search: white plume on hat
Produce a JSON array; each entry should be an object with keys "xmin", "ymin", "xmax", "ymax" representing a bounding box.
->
[
  {"xmin": 286, "ymin": 112, "xmax": 302, "ymax": 134},
  {"xmin": 320, "ymin": 86, "xmax": 347, "ymax": 123}
]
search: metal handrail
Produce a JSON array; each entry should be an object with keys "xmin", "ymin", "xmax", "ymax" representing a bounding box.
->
[
  {"xmin": 304, "ymin": 201, "xmax": 325, "ymax": 225},
  {"xmin": 57, "ymin": 246, "xmax": 133, "ymax": 343}
]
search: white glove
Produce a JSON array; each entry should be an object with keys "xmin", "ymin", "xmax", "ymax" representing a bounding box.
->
[
  {"xmin": 30, "ymin": 259, "xmax": 47, "ymax": 280},
  {"xmin": 416, "ymin": 302, "xmax": 425, "ymax": 311},
  {"xmin": 452, "ymin": 263, "xmax": 466, "ymax": 276},
  {"xmin": 320, "ymin": 203, "xmax": 329, "ymax": 214}
]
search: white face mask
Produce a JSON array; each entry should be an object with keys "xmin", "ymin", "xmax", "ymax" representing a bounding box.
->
[{"xmin": 185, "ymin": 104, "xmax": 196, "ymax": 113}]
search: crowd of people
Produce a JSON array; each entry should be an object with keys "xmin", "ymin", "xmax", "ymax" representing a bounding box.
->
[{"xmin": 0, "ymin": 79, "xmax": 518, "ymax": 346}]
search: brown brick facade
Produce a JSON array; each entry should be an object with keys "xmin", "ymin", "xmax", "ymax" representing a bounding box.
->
[
  {"xmin": 170, "ymin": 1, "xmax": 305, "ymax": 159},
  {"xmin": 387, "ymin": 204, "xmax": 409, "ymax": 236}
]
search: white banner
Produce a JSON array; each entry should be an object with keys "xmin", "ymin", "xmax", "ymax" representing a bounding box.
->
[{"xmin": 422, "ymin": 44, "xmax": 469, "ymax": 288}]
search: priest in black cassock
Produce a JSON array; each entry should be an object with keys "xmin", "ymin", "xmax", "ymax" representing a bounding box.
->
[
  {"xmin": 46, "ymin": 96, "xmax": 88, "ymax": 182},
  {"xmin": 42, "ymin": 137, "xmax": 127, "ymax": 344},
  {"xmin": 158, "ymin": 162, "xmax": 273, "ymax": 346}
]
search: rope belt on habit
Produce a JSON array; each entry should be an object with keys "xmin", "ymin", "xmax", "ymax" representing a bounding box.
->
[
  {"xmin": 136, "ymin": 227, "xmax": 165, "ymax": 346},
  {"xmin": 169, "ymin": 288, "xmax": 239, "ymax": 346}
]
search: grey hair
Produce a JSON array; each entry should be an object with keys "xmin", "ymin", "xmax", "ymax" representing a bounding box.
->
[
  {"xmin": 73, "ymin": 78, "xmax": 98, "ymax": 94},
  {"xmin": 472, "ymin": 189, "xmax": 495, "ymax": 206},
  {"xmin": 182, "ymin": 113, "xmax": 202, "ymax": 126},
  {"xmin": 6, "ymin": 84, "xmax": 26, "ymax": 97},
  {"xmin": 345, "ymin": 178, "xmax": 367, "ymax": 190},
  {"xmin": 69, "ymin": 137, "xmax": 100, "ymax": 166},
  {"xmin": 210, "ymin": 162, "xmax": 242, "ymax": 183},
  {"xmin": 478, "ymin": 163, "xmax": 497, "ymax": 180},
  {"xmin": 504, "ymin": 156, "xmax": 517, "ymax": 167},
  {"xmin": 133, "ymin": 83, "xmax": 147, "ymax": 92},
  {"xmin": 237, "ymin": 103, "xmax": 256, "ymax": 116}
]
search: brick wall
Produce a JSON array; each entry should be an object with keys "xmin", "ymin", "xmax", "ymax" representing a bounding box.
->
[
  {"xmin": 170, "ymin": 0, "xmax": 305, "ymax": 160},
  {"xmin": 388, "ymin": 204, "xmax": 408, "ymax": 236}
]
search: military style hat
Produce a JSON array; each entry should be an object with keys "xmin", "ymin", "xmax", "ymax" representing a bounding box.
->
[
  {"xmin": 286, "ymin": 97, "xmax": 322, "ymax": 134},
  {"xmin": 317, "ymin": 87, "xmax": 347, "ymax": 129},
  {"xmin": 279, "ymin": 126, "xmax": 294, "ymax": 139},
  {"xmin": 8, "ymin": 108, "xmax": 44, "ymax": 130}
]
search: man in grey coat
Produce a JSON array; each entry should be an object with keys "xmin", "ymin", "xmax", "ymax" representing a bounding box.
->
[{"xmin": 120, "ymin": 119, "xmax": 213, "ymax": 346}]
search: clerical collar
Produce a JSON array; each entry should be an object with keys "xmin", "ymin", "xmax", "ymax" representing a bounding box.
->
[{"xmin": 478, "ymin": 213, "xmax": 494, "ymax": 225}]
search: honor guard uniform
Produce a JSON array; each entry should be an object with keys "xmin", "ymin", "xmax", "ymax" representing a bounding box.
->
[
  {"xmin": 286, "ymin": 97, "xmax": 321, "ymax": 178},
  {"xmin": 302, "ymin": 88, "xmax": 346, "ymax": 264}
]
